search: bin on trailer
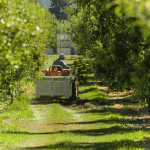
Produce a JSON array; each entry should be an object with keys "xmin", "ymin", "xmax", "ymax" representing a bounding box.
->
[{"xmin": 36, "ymin": 76, "xmax": 73, "ymax": 99}]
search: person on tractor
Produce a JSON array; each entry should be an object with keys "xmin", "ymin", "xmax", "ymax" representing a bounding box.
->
[
  {"xmin": 53, "ymin": 53, "xmax": 79, "ymax": 102},
  {"xmin": 53, "ymin": 53, "xmax": 72, "ymax": 71}
]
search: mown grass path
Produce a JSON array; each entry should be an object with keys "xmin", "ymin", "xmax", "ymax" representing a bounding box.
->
[
  {"xmin": 1, "ymin": 91, "xmax": 150, "ymax": 150},
  {"xmin": 8, "ymin": 98, "xmax": 148, "ymax": 150},
  {"xmin": 15, "ymin": 103, "xmax": 84, "ymax": 149},
  {"xmin": 1, "ymin": 55, "xmax": 150, "ymax": 150}
]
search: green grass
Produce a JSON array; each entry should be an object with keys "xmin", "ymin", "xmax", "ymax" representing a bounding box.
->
[
  {"xmin": 2, "ymin": 103, "xmax": 148, "ymax": 150},
  {"xmin": 0, "ymin": 133, "xmax": 32, "ymax": 150},
  {"xmin": 0, "ymin": 94, "xmax": 34, "ymax": 149},
  {"xmin": 0, "ymin": 54, "xmax": 150, "ymax": 150},
  {"xmin": 35, "ymin": 132, "xmax": 146, "ymax": 150},
  {"xmin": 79, "ymin": 85, "xmax": 107, "ymax": 103},
  {"xmin": 78, "ymin": 74, "xmax": 108, "ymax": 104},
  {"xmin": 32, "ymin": 103, "xmax": 78, "ymax": 123},
  {"xmin": 12, "ymin": 107, "xmax": 149, "ymax": 149},
  {"xmin": 0, "ymin": 113, "xmax": 35, "ymax": 149}
]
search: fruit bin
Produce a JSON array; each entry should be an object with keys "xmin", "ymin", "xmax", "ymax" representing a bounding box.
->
[{"xmin": 36, "ymin": 76, "xmax": 72, "ymax": 99}]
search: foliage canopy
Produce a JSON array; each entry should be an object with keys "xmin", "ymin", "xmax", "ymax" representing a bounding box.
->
[
  {"xmin": 67, "ymin": 0, "xmax": 150, "ymax": 106},
  {"xmin": 0, "ymin": 0, "xmax": 57, "ymax": 100}
]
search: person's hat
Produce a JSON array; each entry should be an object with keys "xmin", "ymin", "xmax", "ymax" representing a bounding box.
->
[{"xmin": 59, "ymin": 53, "xmax": 65, "ymax": 57}]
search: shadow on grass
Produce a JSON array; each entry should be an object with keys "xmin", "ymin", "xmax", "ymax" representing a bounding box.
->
[
  {"xmin": 79, "ymin": 87, "xmax": 108, "ymax": 104},
  {"xmin": 78, "ymin": 107, "xmax": 150, "ymax": 128},
  {"xmin": 4, "ymin": 124, "xmax": 144, "ymax": 136},
  {"xmin": 102, "ymin": 107, "xmax": 150, "ymax": 118},
  {"xmin": 19, "ymin": 139, "xmax": 144, "ymax": 150},
  {"xmin": 80, "ymin": 106, "xmax": 147, "ymax": 117},
  {"xmin": 31, "ymin": 97, "xmax": 60, "ymax": 105},
  {"xmin": 79, "ymin": 87, "xmax": 98, "ymax": 94},
  {"xmin": 106, "ymin": 97, "xmax": 136, "ymax": 105},
  {"xmin": 54, "ymin": 117, "xmax": 127, "ymax": 125},
  {"xmin": 97, "ymin": 81, "xmax": 110, "ymax": 87},
  {"xmin": 80, "ymin": 80, "xmax": 110, "ymax": 87},
  {"xmin": 31, "ymin": 96, "xmax": 76, "ymax": 106}
]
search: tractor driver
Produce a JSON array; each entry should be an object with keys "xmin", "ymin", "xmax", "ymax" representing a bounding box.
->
[
  {"xmin": 53, "ymin": 53, "xmax": 72, "ymax": 71},
  {"xmin": 53, "ymin": 53, "xmax": 79, "ymax": 101}
]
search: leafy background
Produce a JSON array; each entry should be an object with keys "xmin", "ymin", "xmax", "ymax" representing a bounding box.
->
[{"xmin": 1, "ymin": 0, "xmax": 150, "ymax": 107}]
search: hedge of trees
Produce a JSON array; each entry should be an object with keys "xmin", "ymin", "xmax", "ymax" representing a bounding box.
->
[
  {"xmin": 1, "ymin": 0, "xmax": 150, "ymax": 108},
  {"xmin": 0, "ymin": 0, "xmax": 58, "ymax": 102},
  {"xmin": 49, "ymin": 0, "xmax": 70, "ymax": 20},
  {"xmin": 67, "ymin": 0, "xmax": 150, "ymax": 107}
]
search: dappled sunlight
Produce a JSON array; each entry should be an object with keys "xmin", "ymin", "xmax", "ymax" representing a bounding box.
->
[{"xmin": 1, "ymin": 54, "xmax": 150, "ymax": 149}]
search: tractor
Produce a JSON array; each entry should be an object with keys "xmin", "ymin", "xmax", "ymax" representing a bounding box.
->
[{"xmin": 36, "ymin": 65, "xmax": 78, "ymax": 102}]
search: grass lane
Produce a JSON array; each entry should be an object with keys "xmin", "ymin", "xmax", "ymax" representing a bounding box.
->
[
  {"xmin": 0, "ymin": 54, "xmax": 150, "ymax": 150},
  {"xmin": 16, "ymin": 106, "xmax": 150, "ymax": 150}
]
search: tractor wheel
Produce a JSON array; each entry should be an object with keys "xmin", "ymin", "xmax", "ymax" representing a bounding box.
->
[
  {"xmin": 72, "ymin": 81, "xmax": 78, "ymax": 99},
  {"xmin": 67, "ymin": 80, "xmax": 78, "ymax": 102}
]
